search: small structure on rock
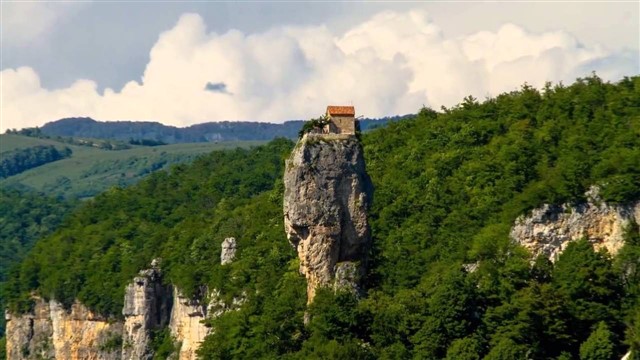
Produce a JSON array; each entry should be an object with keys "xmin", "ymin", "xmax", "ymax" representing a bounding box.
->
[
  {"xmin": 323, "ymin": 105, "xmax": 357, "ymax": 135},
  {"xmin": 284, "ymin": 109, "xmax": 373, "ymax": 303}
]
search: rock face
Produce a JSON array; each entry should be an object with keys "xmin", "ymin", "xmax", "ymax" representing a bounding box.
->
[
  {"xmin": 511, "ymin": 187, "xmax": 640, "ymax": 261},
  {"xmin": 168, "ymin": 287, "xmax": 210, "ymax": 360},
  {"xmin": 221, "ymin": 237, "xmax": 237, "ymax": 265},
  {"xmin": 121, "ymin": 265, "xmax": 172, "ymax": 360},
  {"xmin": 5, "ymin": 297, "xmax": 122, "ymax": 360},
  {"xmin": 283, "ymin": 133, "xmax": 373, "ymax": 303},
  {"xmin": 5, "ymin": 251, "xmax": 244, "ymax": 360},
  {"xmin": 5, "ymin": 297, "xmax": 56, "ymax": 360}
]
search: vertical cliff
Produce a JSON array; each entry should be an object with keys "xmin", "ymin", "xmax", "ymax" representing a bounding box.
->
[
  {"xmin": 5, "ymin": 297, "xmax": 55, "ymax": 360},
  {"xmin": 283, "ymin": 133, "xmax": 373, "ymax": 303},
  {"xmin": 511, "ymin": 187, "xmax": 640, "ymax": 260},
  {"xmin": 5, "ymin": 297, "xmax": 122, "ymax": 360},
  {"xmin": 5, "ymin": 239, "xmax": 244, "ymax": 360},
  {"xmin": 168, "ymin": 288, "xmax": 209, "ymax": 360},
  {"xmin": 121, "ymin": 262, "xmax": 172, "ymax": 360}
]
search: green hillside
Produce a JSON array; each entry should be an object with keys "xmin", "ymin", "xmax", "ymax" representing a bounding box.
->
[
  {"xmin": 4, "ymin": 75, "xmax": 640, "ymax": 359},
  {"xmin": 0, "ymin": 189, "xmax": 75, "ymax": 337},
  {"xmin": 0, "ymin": 134, "xmax": 265, "ymax": 199},
  {"xmin": 0, "ymin": 134, "xmax": 77, "ymax": 152}
]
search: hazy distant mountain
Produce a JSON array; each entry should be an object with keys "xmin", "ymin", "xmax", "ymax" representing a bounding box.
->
[{"xmin": 38, "ymin": 116, "xmax": 407, "ymax": 143}]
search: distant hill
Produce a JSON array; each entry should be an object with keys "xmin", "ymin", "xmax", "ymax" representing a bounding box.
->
[
  {"xmin": 0, "ymin": 134, "xmax": 264, "ymax": 199},
  {"xmin": 32, "ymin": 116, "xmax": 407, "ymax": 143}
]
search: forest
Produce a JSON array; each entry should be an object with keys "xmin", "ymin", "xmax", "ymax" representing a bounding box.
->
[
  {"xmin": 13, "ymin": 116, "xmax": 407, "ymax": 144},
  {"xmin": 1, "ymin": 74, "xmax": 639, "ymax": 359},
  {"xmin": 0, "ymin": 145, "xmax": 72, "ymax": 178},
  {"xmin": 0, "ymin": 189, "xmax": 75, "ymax": 336}
]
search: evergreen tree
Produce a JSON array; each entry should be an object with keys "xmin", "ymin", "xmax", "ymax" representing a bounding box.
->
[{"xmin": 580, "ymin": 322, "xmax": 616, "ymax": 360}]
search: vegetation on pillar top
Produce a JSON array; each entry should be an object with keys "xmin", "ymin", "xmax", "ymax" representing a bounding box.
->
[{"xmin": 298, "ymin": 115, "xmax": 330, "ymax": 139}]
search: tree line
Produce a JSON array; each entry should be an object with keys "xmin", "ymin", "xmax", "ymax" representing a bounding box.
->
[{"xmin": 0, "ymin": 145, "xmax": 72, "ymax": 178}]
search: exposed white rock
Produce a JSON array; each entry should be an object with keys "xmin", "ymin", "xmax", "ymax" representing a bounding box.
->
[
  {"xmin": 462, "ymin": 262, "xmax": 480, "ymax": 273},
  {"xmin": 121, "ymin": 265, "xmax": 171, "ymax": 360},
  {"xmin": 221, "ymin": 237, "xmax": 237, "ymax": 265},
  {"xmin": 5, "ymin": 297, "xmax": 122, "ymax": 360},
  {"xmin": 511, "ymin": 187, "xmax": 640, "ymax": 261},
  {"xmin": 168, "ymin": 288, "xmax": 210, "ymax": 360}
]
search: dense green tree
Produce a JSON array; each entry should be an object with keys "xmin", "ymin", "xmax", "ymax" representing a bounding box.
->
[
  {"xmin": 552, "ymin": 239, "xmax": 624, "ymax": 344},
  {"xmin": 410, "ymin": 268, "xmax": 479, "ymax": 358},
  {"xmin": 444, "ymin": 337, "xmax": 482, "ymax": 360},
  {"xmin": 483, "ymin": 337, "xmax": 529, "ymax": 360},
  {"xmin": 580, "ymin": 322, "xmax": 616, "ymax": 360},
  {"xmin": 0, "ymin": 145, "xmax": 72, "ymax": 178}
]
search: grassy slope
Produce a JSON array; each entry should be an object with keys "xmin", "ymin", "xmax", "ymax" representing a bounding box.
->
[
  {"xmin": 0, "ymin": 134, "xmax": 265, "ymax": 198},
  {"xmin": 0, "ymin": 134, "xmax": 75, "ymax": 152}
]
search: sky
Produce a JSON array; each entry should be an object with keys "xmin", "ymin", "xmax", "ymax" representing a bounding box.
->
[{"xmin": 1, "ymin": 1, "xmax": 639, "ymax": 132}]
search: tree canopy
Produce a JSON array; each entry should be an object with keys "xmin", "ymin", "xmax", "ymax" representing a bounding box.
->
[{"xmin": 4, "ymin": 74, "xmax": 640, "ymax": 359}]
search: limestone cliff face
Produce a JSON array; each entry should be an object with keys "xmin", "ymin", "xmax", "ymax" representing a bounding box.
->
[
  {"xmin": 121, "ymin": 265, "xmax": 172, "ymax": 360},
  {"xmin": 6, "ymin": 241, "xmax": 242, "ymax": 360},
  {"xmin": 168, "ymin": 288, "xmax": 209, "ymax": 360},
  {"xmin": 5, "ymin": 297, "xmax": 122, "ymax": 360},
  {"xmin": 283, "ymin": 133, "xmax": 373, "ymax": 303},
  {"xmin": 511, "ymin": 188, "xmax": 640, "ymax": 260},
  {"xmin": 5, "ymin": 298, "xmax": 55, "ymax": 360}
]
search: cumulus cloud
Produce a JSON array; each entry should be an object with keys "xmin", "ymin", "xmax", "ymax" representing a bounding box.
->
[
  {"xmin": 1, "ymin": 10, "xmax": 637, "ymax": 132},
  {"xmin": 2, "ymin": 2, "xmax": 86, "ymax": 46}
]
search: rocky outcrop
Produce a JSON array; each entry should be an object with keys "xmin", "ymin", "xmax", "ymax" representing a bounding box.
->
[
  {"xmin": 121, "ymin": 263, "xmax": 172, "ymax": 360},
  {"xmin": 511, "ymin": 187, "xmax": 640, "ymax": 260},
  {"xmin": 283, "ymin": 133, "xmax": 373, "ymax": 303},
  {"xmin": 168, "ymin": 288, "xmax": 209, "ymax": 360},
  {"xmin": 221, "ymin": 237, "xmax": 237, "ymax": 265},
  {"xmin": 5, "ymin": 245, "xmax": 246, "ymax": 360},
  {"xmin": 5, "ymin": 298, "xmax": 55, "ymax": 360},
  {"xmin": 5, "ymin": 297, "xmax": 122, "ymax": 360}
]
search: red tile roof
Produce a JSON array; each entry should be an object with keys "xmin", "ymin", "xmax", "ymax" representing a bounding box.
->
[{"xmin": 326, "ymin": 105, "xmax": 355, "ymax": 116}]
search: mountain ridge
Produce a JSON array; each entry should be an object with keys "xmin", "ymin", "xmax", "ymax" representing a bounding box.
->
[{"xmin": 18, "ymin": 116, "xmax": 409, "ymax": 144}]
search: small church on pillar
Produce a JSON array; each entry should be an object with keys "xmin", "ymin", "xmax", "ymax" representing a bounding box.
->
[{"xmin": 323, "ymin": 105, "xmax": 357, "ymax": 135}]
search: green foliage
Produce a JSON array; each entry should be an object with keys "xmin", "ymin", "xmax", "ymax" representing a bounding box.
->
[
  {"xmin": 580, "ymin": 322, "xmax": 616, "ymax": 360},
  {"xmin": 0, "ymin": 336, "xmax": 5, "ymax": 360},
  {"xmin": 8, "ymin": 126, "xmax": 133, "ymax": 150},
  {"xmin": 0, "ymin": 145, "xmax": 72, "ymax": 178},
  {"xmin": 553, "ymin": 239, "xmax": 623, "ymax": 341},
  {"xmin": 98, "ymin": 332, "xmax": 123, "ymax": 352},
  {"xmin": 149, "ymin": 328, "xmax": 176, "ymax": 359},
  {"xmin": 5, "ymin": 139, "xmax": 294, "ymax": 316},
  {"xmin": 410, "ymin": 268, "xmax": 479, "ymax": 358},
  {"xmin": 306, "ymin": 289, "xmax": 368, "ymax": 342},
  {"xmin": 298, "ymin": 115, "xmax": 330, "ymax": 138},
  {"xmin": 627, "ymin": 309, "xmax": 640, "ymax": 359},
  {"xmin": 0, "ymin": 189, "xmax": 75, "ymax": 335},
  {"xmin": 5, "ymin": 75, "xmax": 640, "ymax": 358},
  {"xmin": 0, "ymin": 134, "xmax": 264, "ymax": 199},
  {"xmin": 128, "ymin": 138, "xmax": 167, "ymax": 146},
  {"xmin": 484, "ymin": 337, "xmax": 529, "ymax": 360},
  {"xmin": 444, "ymin": 336, "xmax": 482, "ymax": 360}
]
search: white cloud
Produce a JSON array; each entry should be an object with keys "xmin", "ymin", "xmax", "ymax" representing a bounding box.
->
[
  {"xmin": 2, "ymin": 2, "xmax": 86, "ymax": 46},
  {"xmin": 1, "ymin": 10, "xmax": 636, "ymax": 132}
]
